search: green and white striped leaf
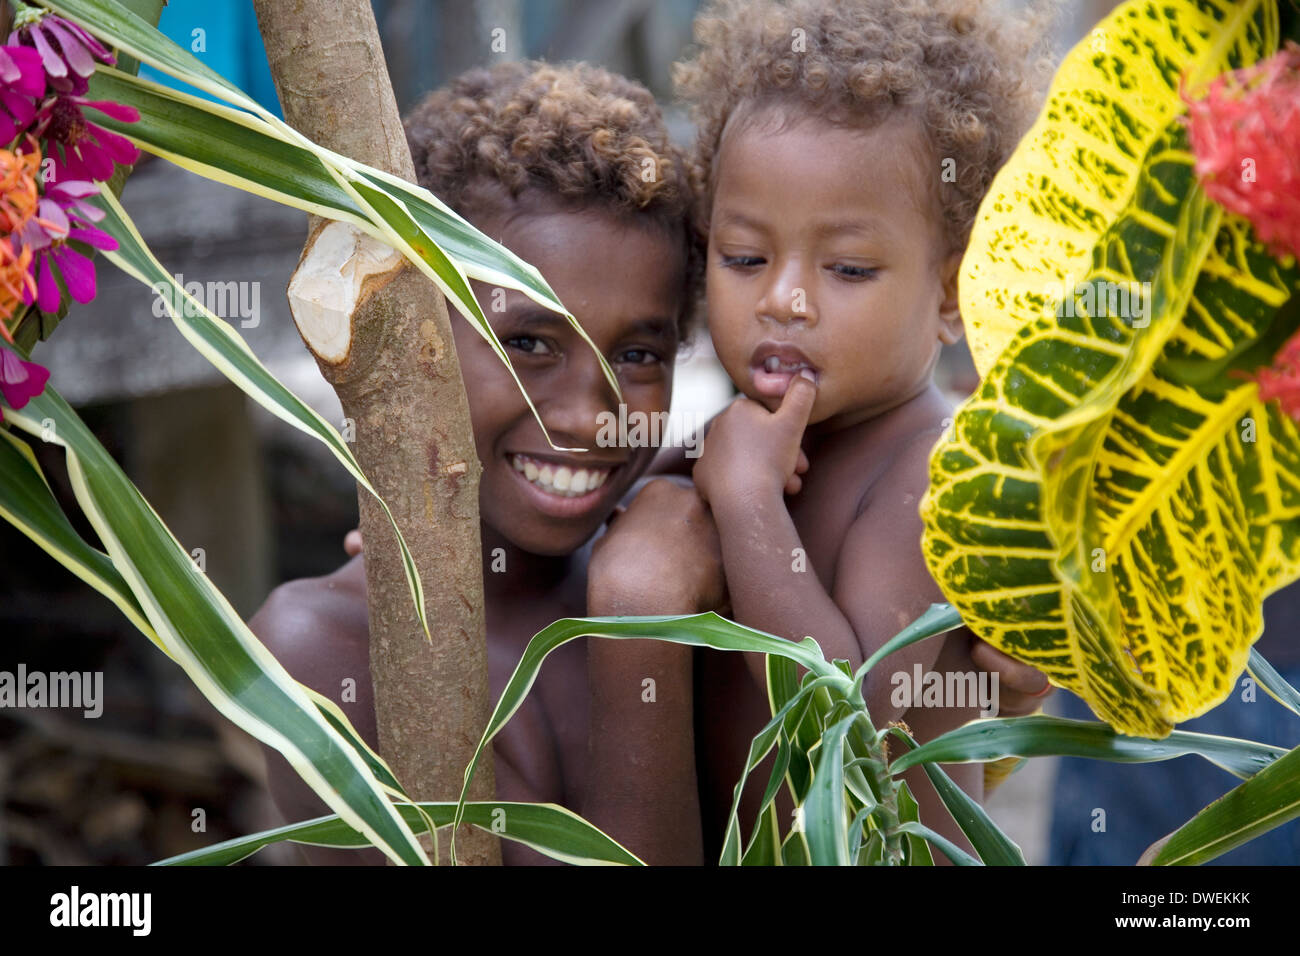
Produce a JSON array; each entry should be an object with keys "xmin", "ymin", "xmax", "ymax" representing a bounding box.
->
[
  {"xmin": 890, "ymin": 715, "xmax": 1284, "ymax": 780},
  {"xmin": 896, "ymin": 780, "xmax": 934, "ymax": 866},
  {"xmin": 0, "ymin": 403, "xmax": 410, "ymax": 805},
  {"xmin": 0, "ymin": 424, "xmax": 155, "ymax": 643},
  {"xmin": 3, "ymin": 386, "xmax": 428, "ymax": 866},
  {"xmin": 450, "ymin": 611, "xmax": 846, "ymax": 863},
  {"xmin": 1246, "ymin": 648, "xmax": 1300, "ymax": 717},
  {"xmin": 1148, "ymin": 742, "xmax": 1300, "ymax": 865},
  {"xmin": 801, "ymin": 713, "xmax": 858, "ymax": 865},
  {"xmin": 155, "ymin": 801, "xmax": 642, "ymax": 867},
  {"xmin": 886, "ymin": 726, "xmax": 1025, "ymax": 865},
  {"xmin": 88, "ymin": 184, "xmax": 431, "ymax": 639},
  {"xmin": 921, "ymin": 0, "xmax": 1300, "ymax": 737},
  {"xmin": 896, "ymin": 822, "xmax": 981, "ymax": 867}
]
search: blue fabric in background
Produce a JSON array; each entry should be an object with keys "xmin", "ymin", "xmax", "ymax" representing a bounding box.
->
[
  {"xmin": 1048, "ymin": 608, "xmax": 1300, "ymax": 865},
  {"xmin": 138, "ymin": 0, "xmax": 282, "ymax": 117}
]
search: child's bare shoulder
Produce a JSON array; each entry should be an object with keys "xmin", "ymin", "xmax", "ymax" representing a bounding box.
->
[{"xmin": 248, "ymin": 556, "xmax": 369, "ymax": 701}]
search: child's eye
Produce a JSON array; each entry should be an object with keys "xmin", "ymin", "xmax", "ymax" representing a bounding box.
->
[
  {"xmin": 506, "ymin": 335, "xmax": 554, "ymax": 356},
  {"xmin": 720, "ymin": 254, "xmax": 764, "ymax": 269},
  {"xmin": 616, "ymin": 347, "xmax": 662, "ymax": 366},
  {"xmin": 830, "ymin": 263, "xmax": 878, "ymax": 281}
]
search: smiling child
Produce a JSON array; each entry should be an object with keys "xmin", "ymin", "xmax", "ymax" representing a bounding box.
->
[
  {"xmin": 676, "ymin": 0, "xmax": 1053, "ymax": 854},
  {"xmin": 251, "ymin": 60, "xmax": 718, "ymax": 865}
]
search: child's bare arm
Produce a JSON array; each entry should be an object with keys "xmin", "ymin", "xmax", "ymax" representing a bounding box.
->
[
  {"xmin": 693, "ymin": 377, "xmax": 949, "ymax": 723},
  {"xmin": 583, "ymin": 479, "xmax": 717, "ymax": 865}
]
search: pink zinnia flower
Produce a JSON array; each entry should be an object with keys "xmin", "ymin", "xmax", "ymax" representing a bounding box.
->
[
  {"xmin": 35, "ymin": 93, "xmax": 139, "ymax": 182},
  {"xmin": 0, "ymin": 44, "xmax": 46, "ymax": 142},
  {"xmin": 17, "ymin": 178, "xmax": 116, "ymax": 313},
  {"xmin": 0, "ymin": 345, "xmax": 49, "ymax": 421},
  {"xmin": 1183, "ymin": 43, "xmax": 1300, "ymax": 261},
  {"xmin": 8, "ymin": 12, "xmax": 113, "ymax": 94}
]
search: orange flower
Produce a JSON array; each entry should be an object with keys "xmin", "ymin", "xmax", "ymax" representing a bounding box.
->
[
  {"xmin": 0, "ymin": 143, "xmax": 41, "ymax": 339},
  {"xmin": 0, "ymin": 143, "xmax": 40, "ymax": 234}
]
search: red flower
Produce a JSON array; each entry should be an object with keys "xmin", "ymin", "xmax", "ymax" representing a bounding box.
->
[
  {"xmin": 1183, "ymin": 43, "xmax": 1300, "ymax": 261},
  {"xmin": 0, "ymin": 344, "xmax": 48, "ymax": 422},
  {"xmin": 1250, "ymin": 328, "xmax": 1300, "ymax": 421}
]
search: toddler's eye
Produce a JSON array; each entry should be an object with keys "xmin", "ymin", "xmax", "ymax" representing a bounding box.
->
[
  {"xmin": 830, "ymin": 263, "xmax": 878, "ymax": 280},
  {"xmin": 507, "ymin": 335, "xmax": 554, "ymax": 356},
  {"xmin": 720, "ymin": 254, "xmax": 764, "ymax": 269}
]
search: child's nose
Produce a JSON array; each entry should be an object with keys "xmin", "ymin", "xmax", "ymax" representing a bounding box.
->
[
  {"xmin": 537, "ymin": 353, "xmax": 619, "ymax": 451},
  {"xmin": 756, "ymin": 260, "xmax": 818, "ymax": 327}
]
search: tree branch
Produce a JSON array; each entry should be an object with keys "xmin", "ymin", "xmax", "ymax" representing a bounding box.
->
[{"xmin": 253, "ymin": 0, "xmax": 500, "ymax": 865}]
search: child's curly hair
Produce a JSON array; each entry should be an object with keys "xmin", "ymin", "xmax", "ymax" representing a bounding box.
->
[
  {"xmin": 404, "ymin": 60, "xmax": 702, "ymax": 334},
  {"xmin": 674, "ymin": 0, "xmax": 1057, "ymax": 251}
]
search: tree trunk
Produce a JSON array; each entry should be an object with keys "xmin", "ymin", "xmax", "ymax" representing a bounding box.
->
[{"xmin": 253, "ymin": 0, "xmax": 500, "ymax": 865}]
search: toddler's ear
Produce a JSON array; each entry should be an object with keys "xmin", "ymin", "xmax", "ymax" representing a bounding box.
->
[{"xmin": 936, "ymin": 250, "xmax": 964, "ymax": 346}]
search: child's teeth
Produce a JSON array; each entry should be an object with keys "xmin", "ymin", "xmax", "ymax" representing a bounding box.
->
[
  {"xmin": 765, "ymin": 356, "xmax": 781, "ymax": 373},
  {"xmin": 510, "ymin": 455, "xmax": 612, "ymax": 498}
]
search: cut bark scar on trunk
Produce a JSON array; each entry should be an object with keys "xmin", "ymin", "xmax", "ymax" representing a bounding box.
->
[
  {"xmin": 288, "ymin": 222, "xmax": 405, "ymax": 366},
  {"xmin": 254, "ymin": 0, "xmax": 500, "ymax": 865}
]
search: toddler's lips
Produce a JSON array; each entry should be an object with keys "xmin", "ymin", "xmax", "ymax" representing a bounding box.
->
[{"xmin": 749, "ymin": 344, "xmax": 820, "ymax": 398}]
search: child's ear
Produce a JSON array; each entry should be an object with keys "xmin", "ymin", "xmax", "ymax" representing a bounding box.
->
[{"xmin": 936, "ymin": 250, "xmax": 964, "ymax": 346}]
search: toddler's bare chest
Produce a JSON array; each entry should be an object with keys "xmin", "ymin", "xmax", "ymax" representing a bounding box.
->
[{"xmin": 786, "ymin": 447, "xmax": 882, "ymax": 586}]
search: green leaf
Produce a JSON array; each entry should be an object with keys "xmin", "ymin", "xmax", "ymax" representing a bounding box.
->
[
  {"xmin": 852, "ymin": 602, "xmax": 963, "ymax": 698},
  {"xmin": 155, "ymin": 801, "xmax": 642, "ymax": 866},
  {"xmin": 886, "ymin": 726, "xmax": 1025, "ymax": 865},
  {"xmin": 740, "ymin": 803, "xmax": 783, "ymax": 866},
  {"xmin": 447, "ymin": 610, "xmax": 847, "ymax": 864},
  {"xmin": 3, "ymin": 387, "xmax": 428, "ymax": 866},
  {"xmin": 896, "ymin": 822, "xmax": 982, "ymax": 866},
  {"xmin": 1148, "ymin": 743, "xmax": 1300, "ymax": 865},
  {"xmin": 89, "ymin": 184, "xmax": 433, "ymax": 640},
  {"xmin": 0, "ymin": 425, "xmax": 153, "ymax": 643},
  {"xmin": 80, "ymin": 65, "xmax": 622, "ymax": 440},
  {"xmin": 921, "ymin": 0, "xmax": 1300, "ymax": 738},
  {"xmin": 1246, "ymin": 648, "xmax": 1300, "ymax": 718},
  {"xmin": 896, "ymin": 780, "xmax": 935, "ymax": 866},
  {"xmin": 890, "ymin": 715, "xmax": 1284, "ymax": 780},
  {"xmin": 802, "ymin": 713, "xmax": 859, "ymax": 865},
  {"xmin": 0, "ymin": 404, "xmax": 410, "ymax": 810}
]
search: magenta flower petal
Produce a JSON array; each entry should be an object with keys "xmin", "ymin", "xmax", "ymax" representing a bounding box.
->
[
  {"xmin": 0, "ymin": 45, "xmax": 47, "ymax": 97},
  {"xmin": 69, "ymin": 200, "xmax": 105, "ymax": 224},
  {"xmin": 42, "ymin": 19, "xmax": 96, "ymax": 77},
  {"xmin": 57, "ymin": 19, "xmax": 114, "ymax": 65},
  {"xmin": 68, "ymin": 226, "xmax": 116, "ymax": 251},
  {"xmin": 48, "ymin": 179, "xmax": 100, "ymax": 200},
  {"xmin": 0, "ymin": 348, "xmax": 50, "ymax": 410},
  {"xmin": 51, "ymin": 244, "xmax": 96, "ymax": 303},
  {"xmin": 27, "ymin": 24, "xmax": 67, "ymax": 78},
  {"xmin": 63, "ymin": 140, "xmax": 113, "ymax": 182},
  {"xmin": 82, "ymin": 99, "xmax": 139, "ymax": 123},
  {"xmin": 34, "ymin": 252, "xmax": 61, "ymax": 311},
  {"xmin": 85, "ymin": 122, "xmax": 140, "ymax": 165},
  {"xmin": 36, "ymin": 197, "xmax": 70, "ymax": 237},
  {"xmin": 0, "ymin": 87, "xmax": 36, "ymax": 128}
]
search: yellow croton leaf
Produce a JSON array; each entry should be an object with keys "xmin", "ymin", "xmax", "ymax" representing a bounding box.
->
[{"xmin": 922, "ymin": 0, "xmax": 1300, "ymax": 737}]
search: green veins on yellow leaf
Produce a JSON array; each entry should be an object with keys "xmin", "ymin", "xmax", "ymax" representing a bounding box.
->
[{"xmin": 922, "ymin": 0, "xmax": 1300, "ymax": 737}]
